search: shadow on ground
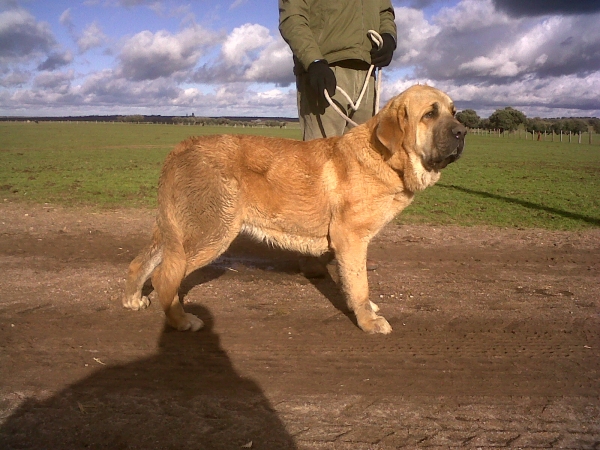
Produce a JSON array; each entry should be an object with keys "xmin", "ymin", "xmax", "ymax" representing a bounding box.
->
[
  {"xmin": 0, "ymin": 305, "xmax": 297, "ymax": 450},
  {"xmin": 438, "ymin": 183, "xmax": 600, "ymax": 226}
]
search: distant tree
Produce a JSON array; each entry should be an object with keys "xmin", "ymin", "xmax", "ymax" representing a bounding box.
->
[
  {"xmin": 527, "ymin": 118, "xmax": 550, "ymax": 133},
  {"xmin": 550, "ymin": 120, "xmax": 565, "ymax": 134},
  {"xmin": 589, "ymin": 118, "xmax": 600, "ymax": 134},
  {"xmin": 488, "ymin": 107, "xmax": 527, "ymax": 132},
  {"xmin": 456, "ymin": 109, "xmax": 480, "ymax": 128},
  {"xmin": 120, "ymin": 115, "xmax": 145, "ymax": 123},
  {"xmin": 564, "ymin": 118, "xmax": 588, "ymax": 134}
]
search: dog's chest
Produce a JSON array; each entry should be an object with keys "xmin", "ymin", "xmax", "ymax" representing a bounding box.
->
[{"xmin": 392, "ymin": 190, "xmax": 415, "ymax": 215}]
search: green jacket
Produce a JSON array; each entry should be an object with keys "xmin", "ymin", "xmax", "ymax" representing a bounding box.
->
[{"xmin": 279, "ymin": 0, "xmax": 397, "ymax": 72}]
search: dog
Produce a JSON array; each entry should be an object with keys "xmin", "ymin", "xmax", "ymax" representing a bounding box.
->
[{"xmin": 122, "ymin": 85, "xmax": 466, "ymax": 334}]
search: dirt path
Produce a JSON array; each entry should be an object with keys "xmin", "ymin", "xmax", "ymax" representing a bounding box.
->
[{"xmin": 0, "ymin": 203, "xmax": 598, "ymax": 449}]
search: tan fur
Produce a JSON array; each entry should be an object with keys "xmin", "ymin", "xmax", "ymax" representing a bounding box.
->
[{"xmin": 122, "ymin": 85, "xmax": 466, "ymax": 334}]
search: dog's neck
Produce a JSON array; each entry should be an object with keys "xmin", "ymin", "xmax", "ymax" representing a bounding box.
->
[
  {"xmin": 355, "ymin": 124, "xmax": 441, "ymax": 193},
  {"xmin": 388, "ymin": 150, "xmax": 441, "ymax": 192}
]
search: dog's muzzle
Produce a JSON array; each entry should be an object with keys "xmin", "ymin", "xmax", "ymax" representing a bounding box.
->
[{"xmin": 426, "ymin": 122, "xmax": 467, "ymax": 171}]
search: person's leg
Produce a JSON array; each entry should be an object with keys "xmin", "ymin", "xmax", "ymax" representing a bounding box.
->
[
  {"xmin": 343, "ymin": 68, "xmax": 376, "ymax": 132},
  {"xmin": 297, "ymin": 66, "xmax": 376, "ymax": 140},
  {"xmin": 336, "ymin": 67, "xmax": 379, "ymax": 271},
  {"xmin": 297, "ymin": 67, "xmax": 379, "ymax": 274},
  {"xmin": 297, "ymin": 72, "xmax": 347, "ymax": 140}
]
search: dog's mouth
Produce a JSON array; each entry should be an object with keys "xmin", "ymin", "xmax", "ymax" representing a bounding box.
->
[
  {"xmin": 424, "ymin": 139, "xmax": 464, "ymax": 171},
  {"xmin": 424, "ymin": 124, "xmax": 466, "ymax": 171}
]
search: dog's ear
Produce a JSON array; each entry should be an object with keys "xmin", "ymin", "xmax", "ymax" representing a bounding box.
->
[{"xmin": 375, "ymin": 103, "xmax": 408, "ymax": 159}]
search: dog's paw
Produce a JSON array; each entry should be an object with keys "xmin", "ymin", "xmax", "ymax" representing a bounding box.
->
[
  {"xmin": 171, "ymin": 313, "xmax": 204, "ymax": 332},
  {"xmin": 359, "ymin": 315, "xmax": 392, "ymax": 334},
  {"xmin": 122, "ymin": 295, "xmax": 150, "ymax": 310}
]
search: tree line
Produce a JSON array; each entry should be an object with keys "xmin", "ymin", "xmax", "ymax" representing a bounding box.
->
[
  {"xmin": 456, "ymin": 107, "xmax": 600, "ymax": 134},
  {"xmin": 117, "ymin": 115, "xmax": 287, "ymax": 128}
]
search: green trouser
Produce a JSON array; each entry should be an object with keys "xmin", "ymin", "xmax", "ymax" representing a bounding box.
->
[{"xmin": 297, "ymin": 65, "xmax": 376, "ymax": 140}]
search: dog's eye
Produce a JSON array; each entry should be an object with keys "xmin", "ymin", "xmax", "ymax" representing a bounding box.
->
[{"xmin": 423, "ymin": 111, "xmax": 435, "ymax": 120}]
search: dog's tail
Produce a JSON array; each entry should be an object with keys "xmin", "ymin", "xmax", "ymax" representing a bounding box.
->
[{"xmin": 122, "ymin": 228, "xmax": 163, "ymax": 310}]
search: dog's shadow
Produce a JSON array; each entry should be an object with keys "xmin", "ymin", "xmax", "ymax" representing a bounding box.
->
[
  {"xmin": 0, "ymin": 304, "xmax": 298, "ymax": 449},
  {"xmin": 144, "ymin": 236, "xmax": 358, "ymax": 328}
]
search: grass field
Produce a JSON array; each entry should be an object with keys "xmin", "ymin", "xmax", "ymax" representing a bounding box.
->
[{"xmin": 1, "ymin": 121, "xmax": 599, "ymax": 230}]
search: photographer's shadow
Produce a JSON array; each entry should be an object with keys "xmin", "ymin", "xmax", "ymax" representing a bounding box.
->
[{"xmin": 0, "ymin": 305, "xmax": 297, "ymax": 450}]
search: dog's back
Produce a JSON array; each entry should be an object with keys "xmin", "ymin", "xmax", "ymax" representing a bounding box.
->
[{"xmin": 157, "ymin": 134, "xmax": 341, "ymax": 256}]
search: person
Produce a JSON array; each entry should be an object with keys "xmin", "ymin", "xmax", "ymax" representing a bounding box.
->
[
  {"xmin": 279, "ymin": 0, "xmax": 397, "ymax": 141},
  {"xmin": 279, "ymin": 0, "xmax": 397, "ymax": 274}
]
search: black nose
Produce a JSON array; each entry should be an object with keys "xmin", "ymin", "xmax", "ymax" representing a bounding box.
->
[{"xmin": 452, "ymin": 123, "xmax": 467, "ymax": 139}]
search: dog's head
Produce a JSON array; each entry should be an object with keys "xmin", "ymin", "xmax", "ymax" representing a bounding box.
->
[{"xmin": 373, "ymin": 85, "xmax": 466, "ymax": 189}]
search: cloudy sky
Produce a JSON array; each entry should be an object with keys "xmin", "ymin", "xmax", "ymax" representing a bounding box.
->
[{"xmin": 1, "ymin": 0, "xmax": 599, "ymax": 119}]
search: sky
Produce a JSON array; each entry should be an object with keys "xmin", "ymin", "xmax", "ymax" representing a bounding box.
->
[{"xmin": 1, "ymin": 0, "xmax": 599, "ymax": 119}]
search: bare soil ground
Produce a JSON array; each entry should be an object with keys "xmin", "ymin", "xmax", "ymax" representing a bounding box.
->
[{"xmin": 0, "ymin": 202, "xmax": 598, "ymax": 449}]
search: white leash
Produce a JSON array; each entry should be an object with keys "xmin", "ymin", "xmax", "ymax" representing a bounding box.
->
[{"xmin": 324, "ymin": 30, "xmax": 383, "ymax": 128}]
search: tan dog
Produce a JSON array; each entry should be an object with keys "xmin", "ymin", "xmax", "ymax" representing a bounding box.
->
[{"xmin": 122, "ymin": 85, "xmax": 466, "ymax": 334}]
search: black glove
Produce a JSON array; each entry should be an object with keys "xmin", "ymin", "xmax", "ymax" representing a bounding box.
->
[
  {"xmin": 307, "ymin": 60, "xmax": 336, "ymax": 104},
  {"xmin": 370, "ymin": 33, "xmax": 396, "ymax": 68}
]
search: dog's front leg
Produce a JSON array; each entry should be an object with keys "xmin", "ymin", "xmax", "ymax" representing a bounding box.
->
[{"xmin": 331, "ymin": 232, "xmax": 392, "ymax": 334}]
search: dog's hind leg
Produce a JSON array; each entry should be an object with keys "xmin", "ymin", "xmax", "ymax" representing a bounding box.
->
[
  {"xmin": 152, "ymin": 243, "xmax": 204, "ymax": 332},
  {"xmin": 122, "ymin": 243, "xmax": 162, "ymax": 310}
]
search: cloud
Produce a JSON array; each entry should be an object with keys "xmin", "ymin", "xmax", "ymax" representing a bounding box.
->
[
  {"xmin": 221, "ymin": 24, "xmax": 272, "ymax": 65},
  {"xmin": 79, "ymin": 70, "xmax": 183, "ymax": 106},
  {"xmin": 381, "ymin": 0, "xmax": 600, "ymax": 118},
  {"xmin": 33, "ymin": 69, "xmax": 74, "ymax": 91},
  {"xmin": 492, "ymin": 0, "xmax": 600, "ymax": 17},
  {"xmin": 392, "ymin": 7, "xmax": 440, "ymax": 64},
  {"xmin": 394, "ymin": 0, "xmax": 516, "ymax": 80},
  {"xmin": 37, "ymin": 50, "xmax": 73, "ymax": 71},
  {"xmin": 118, "ymin": 25, "xmax": 217, "ymax": 81},
  {"xmin": 60, "ymin": 8, "xmax": 107, "ymax": 54},
  {"xmin": 143, "ymin": 1, "xmax": 191, "ymax": 18},
  {"xmin": 0, "ymin": 8, "xmax": 55, "ymax": 61},
  {"xmin": 0, "ymin": 0, "xmax": 20, "ymax": 8},
  {"xmin": 193, "ymin": 24, "xmax": 289, "ymax": 85},
  {"xmin": 446, "ymin": 72, "xmax": 600, "ymax": 116},
  {"xmin": 77, "ymin": 21, "xmax": 107, "ymax": 53},
  {"xmin": 0, "ymin": 68, "xmax": 29, "ymax": 87},
  {"xmin": 456, "ymin": 14, "xmax": 600, "ymax": 80},
  {"xmin": 59, "ymin": 8, "xmax": 73, "ymax": 30},
  {"xmin": 118, "ymin": 0, "xmax": 149, "ymax": 7},
  {"xmin": 2, "ymin": 64, "xmax": 299, "ymax": 117},
  {"xmin": 243, "ymin": 37, "xmax": 294, "ymax": 86},
  {"xmin": 207, "ymin": 83, "xmax": 296, "ymax": 116},
  {"xmin": 395, "ymin": 0, "xmax": 600, "ymax": 84},
  {"xmin": 1, "ymin": 0, "xmax": 599, "ymax": 119},
  {"xmin": 229, "ymin": 0, "xmax": 248, "ymax": 10}
]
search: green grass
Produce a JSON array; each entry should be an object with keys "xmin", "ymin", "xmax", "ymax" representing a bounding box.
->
[
  {"xmin": 1, "ymin": 122, "xmax": 598, "ymax": 230},
  {"xmin": 0, "ymin": 122, "xmax": 301, "ymax": 208},
  {"xmin": 399, "ymin": 135, "xmax": 600, "ymax": 230}
]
